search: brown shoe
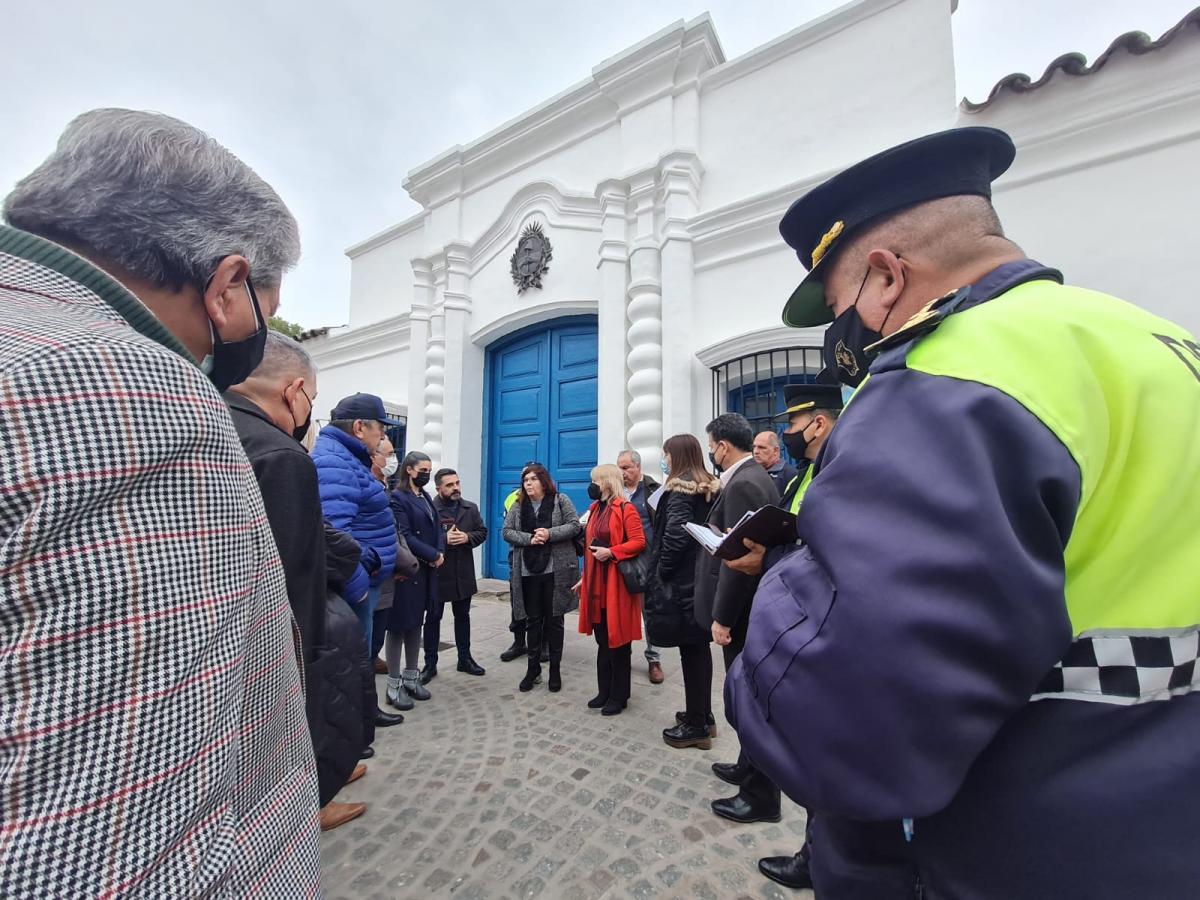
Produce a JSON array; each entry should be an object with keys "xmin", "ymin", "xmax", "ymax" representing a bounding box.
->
[
  {"xmin": 319, "ymin": 801, "xmax": 366, "ymax": 831},
  {"xmin": 347, "ymin": 763, "xmax": 367, "ymax": 785},
  {"xmin": 648, "ymin": 661, "xmax": 664, "ymax": 684},
  {"xmin": 373, "ymin": 657, "xmax": 387, "ymax": 675}
]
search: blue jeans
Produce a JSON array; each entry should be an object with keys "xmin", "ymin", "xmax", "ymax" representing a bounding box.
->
[{"xmin": 353, "ymin": 583, "xmax": 381, "ymax": 660}]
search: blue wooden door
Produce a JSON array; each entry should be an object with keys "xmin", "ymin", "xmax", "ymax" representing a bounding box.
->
[{"xmin": 485, "ymin": 317, "xmax": 597, "ymax": 579}]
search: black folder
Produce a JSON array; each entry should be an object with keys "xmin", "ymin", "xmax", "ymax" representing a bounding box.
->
[{"xmin": 684, "ymin": 505, "xmax": 798, "ymax": 560}]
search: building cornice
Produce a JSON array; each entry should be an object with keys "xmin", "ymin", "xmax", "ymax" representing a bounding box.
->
[
  {"xmin": 304, "ymin": 312, "xmax": 412, "ymax": 369},
  {"xmin": 345, "ymin": 210, "xmax": 428, "ymax": 259},
  {"xmin": 701, "ymin": 0, "xmax": 907, "ymax": 93},
  {"xmin": 401, "ymin": 15, "xmax": 723, "ymax": 209},
  {"xmin": 470, "ymin": 299, "xmax": 599, "ymax": 347},
  {"xmin": 695, "ymin": 325, "xmax": 825, "ymax": 368}
]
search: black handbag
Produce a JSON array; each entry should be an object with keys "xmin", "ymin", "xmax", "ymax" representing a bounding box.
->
[{"xmin": 617, "ymin": 552, "xmax": 653, "ymax": 594}]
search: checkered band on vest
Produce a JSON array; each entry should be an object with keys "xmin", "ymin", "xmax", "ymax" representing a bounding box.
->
[{"xmin": 1032, "ymin": 630, "xmax": 1200, "ymax": 705}]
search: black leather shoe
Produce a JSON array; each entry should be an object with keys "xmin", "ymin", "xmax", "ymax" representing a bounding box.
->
[
  {"xmin": 548, "ymin": 664, "xmax": 562, "ymax": 693},
  {"xmin": 500, "ymin": 640, "xmax": 526, "ymax": 662},
  {"xmin": 711, "ymin": 793, "xmax": 781, "ymax": 824},
  {"xmin": 359, "ymin": 746, "xmax": 376, "ymax": 760},
  {"xmin": 419, "ymin": 664, "xmax": 437, "ymax": 685},
  {"xmin": 675, "ymin": 710, "xmax": 718, "ymax": 737},
  {"xmin": 758, "ymin": 852, "xmax": 813, "ymax": 890},
  {"xmin": 587, "ymin": 694, "xmax": 609, "ymax": 709},
  {"xmin": 457, "ymin": 657, "xmax": 485, "ymax": 676},
  {"xmin": 374, "ymin": 709, "xmax": 404, "ymax": 727},
  {"xmin": 600, "ymin": 700, "xmax": 626, "ymax": 716},
  {"xmin": 711, "ymin": 760, "xmax": 751, "ymax": 786},
  {"xmin": 663, "ymin": 721, "xmax": 712, "ymax": 750}
]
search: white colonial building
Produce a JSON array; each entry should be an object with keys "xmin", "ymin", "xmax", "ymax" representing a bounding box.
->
[{"xmin": 305, "ymin": 0, "xmax": 1200, "ymax": 578}]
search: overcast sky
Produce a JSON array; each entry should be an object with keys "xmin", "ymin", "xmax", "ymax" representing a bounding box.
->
[{"xmin": 1, "ymin": 0, "xmax": 1192, "ymax": 328}]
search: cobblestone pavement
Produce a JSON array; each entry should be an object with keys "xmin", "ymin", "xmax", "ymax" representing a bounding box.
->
[{"xmin": 320, "ymin": 594, "xmax": 812, "ymax": 900}]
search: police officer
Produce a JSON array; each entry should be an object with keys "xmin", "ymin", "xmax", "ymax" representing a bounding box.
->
[
  {"xmin": 724, "ymin": 382, "xmax": 844, "ymax": 893},
  {"xmin": 725, "ymin": 126, "xmax": 1200, "ymax": 898},
  {"xmin": 776, "ymin": 384, "xmax": 843, "ymax": 516}
]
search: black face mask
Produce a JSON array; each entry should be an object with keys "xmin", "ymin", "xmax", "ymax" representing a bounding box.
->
[
  {"xmin": 413, "ymin": 471, "xmax": 431, "ymax": 488},
  {"xmin": 782, "ymin": 420, "xmax": 815, "ymax": 461},
  {"xmin": 708, "ymin": 449, "xmax": 723, "ymax": 475},
  {"xmin": 586, "ymin": 483, "xmax": 603, "ymax": 501},
  {"xmin": 202, "ymin": 276, "xmax": 268, "ymax": 392},
  {"xmin": 822, "ymin": 267, "xmax": 902, "ymax": 388},
  {"xmin": 290, "ymin": 386, "xmax": 313, "ymax": 443}
]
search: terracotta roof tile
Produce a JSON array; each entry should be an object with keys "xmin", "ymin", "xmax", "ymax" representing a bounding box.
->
[{"xmin": 961, "ymin": 6, "xmax": 1200, "ymax": 112}]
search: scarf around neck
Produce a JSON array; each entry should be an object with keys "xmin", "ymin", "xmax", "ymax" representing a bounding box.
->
[{"xmin": 519, "ymin": 493, "xmax": 555, "ymax": 574}]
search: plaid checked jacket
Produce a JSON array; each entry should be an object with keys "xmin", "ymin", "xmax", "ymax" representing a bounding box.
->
[{"xmin": 0, "ymin": 226, "xmax": 321, "ymax": 897}]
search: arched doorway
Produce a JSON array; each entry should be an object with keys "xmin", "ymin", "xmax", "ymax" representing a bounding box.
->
[{"xmin": 483, "ymin": 315, "xmax": 598, "ymax": 579}]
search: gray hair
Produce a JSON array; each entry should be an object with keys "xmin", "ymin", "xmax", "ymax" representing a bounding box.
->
[
  {"xmin": 757, "ymin": 431, "xmax": 781, "ymax": 449},
  {"xmin": 250, "ymin": 331, "xmax": 315, "ymax": 383},
  {"xmin": 617, "ymin": 449, "xmax": 642, "ymax": 467},
  {"xmin": 3, "ymin": 108, "xmax": 300, "ymax": 290}
]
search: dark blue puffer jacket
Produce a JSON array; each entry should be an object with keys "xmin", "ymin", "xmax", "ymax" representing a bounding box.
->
[{"xmin": 311, "ymin": 426, "xmax": 397, "ymax": 594}]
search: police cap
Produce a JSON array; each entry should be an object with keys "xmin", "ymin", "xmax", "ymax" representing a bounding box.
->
[
  {"xmin": 771, "ymin": 383, "xmax": 844, "ymax": 421},
  {"xmin": 779, "ymin": 127, "xmax": 1016, "ymax": 329}
]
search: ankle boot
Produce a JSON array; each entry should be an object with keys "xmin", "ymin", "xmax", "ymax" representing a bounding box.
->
[
  {"xmin": 403, "ymin": 668, "xmax": 430, "ymax": 701},
  {"xmin": 500, "ymin": 637, "xmax": 526, "ymax": 662},
  {"xmin": 519, "ymin": 660, "xmax": 542, "ymax": 692},
  {"xmin": 548, "ymin": 663, "xmax": 562, "ymax": 693},
  {"xmin": 386, "ymin": 676, "xmax": 413, "ymax": 711}
]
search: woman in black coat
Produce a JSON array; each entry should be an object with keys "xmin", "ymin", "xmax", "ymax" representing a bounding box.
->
[
  {"xmin": 387, "ymin": 451, "xmax": 445, "ymax": 710},
  {"xmin": 643, "ymin": 434, "xmax": 720, "ymax": 750}
]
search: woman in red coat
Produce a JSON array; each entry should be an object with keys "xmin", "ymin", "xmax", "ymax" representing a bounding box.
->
[{"xmin": 574, "ymin": 463, "xmax": 647, "ymax": 716}]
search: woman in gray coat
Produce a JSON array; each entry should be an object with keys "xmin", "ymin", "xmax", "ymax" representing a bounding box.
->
[{"xmin": 503, "ymin": 464, "xmax": 581, "ymax": 694}]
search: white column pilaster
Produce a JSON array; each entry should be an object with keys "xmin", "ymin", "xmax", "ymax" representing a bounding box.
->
[
  {"xmin": 595, "ymin": 180, "xmax": 630, "ymax": 468},
  {"xmin": 625, "ymin": 172, "xmax": 663, "ymax": 474}
]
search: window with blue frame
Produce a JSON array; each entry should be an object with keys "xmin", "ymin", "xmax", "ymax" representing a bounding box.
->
[{"xmin": 712, "ymin": 346, "xmax": 823, "ymax": 463}]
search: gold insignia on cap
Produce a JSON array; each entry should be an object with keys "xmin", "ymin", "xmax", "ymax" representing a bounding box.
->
[{"xmin": 811, "ymin": 220, "xmax": 844, "ymax": 267}]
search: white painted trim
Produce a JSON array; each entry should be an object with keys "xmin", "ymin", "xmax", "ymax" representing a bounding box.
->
[
  {"xmin": 469, "ymin": 299, "xmax": 599, "ymax": 347},
  {"xmin": 401, "ymin": 16, "xmax": 723, "ymax": 207},
  {"xmin": 695, "ymin": 325, "xmax": 825, "ymax": 368},
  {"xmin": 691, "ymin": 167, "xmax": 836, "ymax": 243},
  {"xmin": 465, "ymin": 179, "xmax": 603, "ymax": 275},
  {"xmin": 305, "ymin": 312, "xmax": 412, "ymax": 369},
  {"xmin": 345, "ymin": 210, "xmax": 428, "ymax": 258},
  {"xmin": 701, "ymin": 0, "xmax": 907, "ymax": 93}
]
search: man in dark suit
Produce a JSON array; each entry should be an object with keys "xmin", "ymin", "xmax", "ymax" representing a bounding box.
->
[
  {"xmin": 226, "ymin": 332, "xmax": 402, "ymax": 832},
  {"xmin": 692, "ymin": 413, "xmax": 782, "ymax": 825},
  {"xmin": 426, "ymin": 468, "xmax": 489, "ymax": 679}
]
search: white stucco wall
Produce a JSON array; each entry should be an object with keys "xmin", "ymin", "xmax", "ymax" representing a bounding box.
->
[
  {"xmin": 345, "ymin": 219, "xmax": 427, "ymax": 328},
  {"xmin": 961, "ymin": 35, "xmax": 1200, "ymax": 335},
  {"xmin": 699, "ymin": 0, "xmax": 956, "ymax": 212},
  {"xmin": 306, "ymin": 0, "xmax": 1200, "ymax": 561}
]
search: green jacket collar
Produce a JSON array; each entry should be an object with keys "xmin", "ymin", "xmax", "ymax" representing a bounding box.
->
[{"xmin": 0, "ymin": 224, "xmax": 194, "ymax": 362}]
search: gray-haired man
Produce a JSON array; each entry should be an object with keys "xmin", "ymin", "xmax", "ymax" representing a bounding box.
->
[
  {"xmin": 0, "ymin": 109, "xmax": 319, "ymax": 894},
  {"xmin": 617, "ymin": 449, "xmax": 663, "ymax": 684}
]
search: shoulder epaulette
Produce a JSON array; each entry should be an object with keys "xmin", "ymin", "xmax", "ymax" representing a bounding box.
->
[{"xmin": 866, "ymin": 286, "xmax": 970, "ymax": 357}]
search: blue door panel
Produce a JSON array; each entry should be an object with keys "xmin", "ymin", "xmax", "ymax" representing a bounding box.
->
[{"xmin": 485, "ymin": 317, "xmax": 598, "ymax": 580}]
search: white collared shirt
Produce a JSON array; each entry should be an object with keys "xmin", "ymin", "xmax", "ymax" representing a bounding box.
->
[{"xmin": 719, "ymin": 453, "xmax": 754, "ymax": 488}]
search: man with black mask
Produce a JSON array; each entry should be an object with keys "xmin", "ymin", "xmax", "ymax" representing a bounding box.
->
[
  {"xmin": 226, "ymin": 331, "xmax": 325, "ymax": 657},
  {"xmin": 0, "ymin": 109, "xmax": 320, "ymax": 893}
]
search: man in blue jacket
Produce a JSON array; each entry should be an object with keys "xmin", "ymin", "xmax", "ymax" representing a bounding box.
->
[{"xmin": 311, "ymin": 393, "xmax": 403, "ymax": 658}]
